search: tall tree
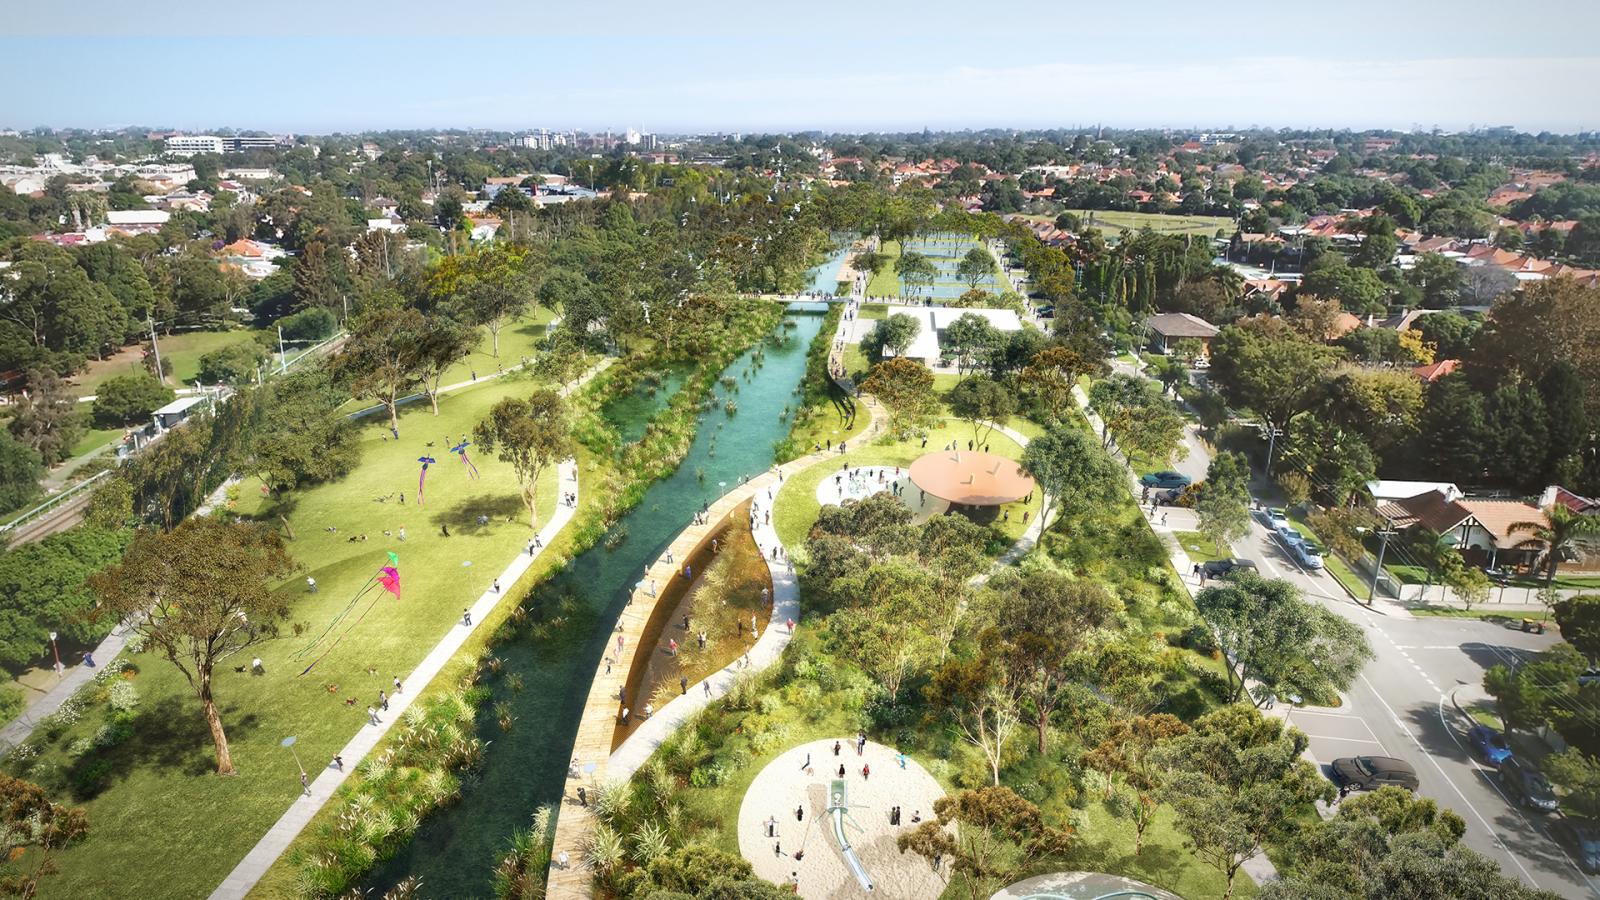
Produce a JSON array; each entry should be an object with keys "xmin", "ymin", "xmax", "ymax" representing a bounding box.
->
[
  {"xmin": 473, "ymin": 389, "xmax": 571, "ymax": 531},
  {"xmin": 896, "ymin": 787, "xmax": 1073, "ymax": 900},
  {"xmin": 454, "ymin": 244, "xmax": 537, "ymax": 357},
  {"xmin": 89, "ymin": 518, "xmax": 294, "ymax": 775},
  {"xmin": 1193, "ymin": 573, "xmax": 1372, "ymax": 705},
  {"xmin": 1082, "ymin": 713, "xmax": 1190, "ymax": 853},
  {"xmin": 925, "ymin": 649, "xmax": 1024, "ymax": 786},
  {"xmin": 1018, "ymin": 345, "xmax": 1094, "ymax": 424},
  {"xmin": 860, "ymin": 357, "xmax": 937, "ymax": 438},
  {"xmin": 956, "ymin": 247, "xmax": 995, "ymax": 290},
  {"xmin": 413, "ymin": 314, "xmax": 477, "ymax": 415},
  {"xmin": 942, "ymin": 313, "xmax": 1001, "ymax": 378},
  {"xmin": 331, "ymin": 307, "xmax": 426, "ymax": 438},
  {"xmin": 1020, "ymin": 423, "xmax": 1123, "ymax": 530},
  {"xmin": 1156, "ymin": 705, "xmax": 1333, "ymax": 900},
  {"xmin": 982, "ymin": 569, "xmax": 1121, "ymax": 753},
  {"xmin": 1208, "ymin": 320, "xmax": 1338, "ymax": 471},
  {"xmin": 0, "ymin": 430, "xmax": 42, "ymax": 514},
  {"xmin": 945, "ymin": 375, "xmax": 1016, "ymax": 446},
  {"xmin": 7, "ymin": 370, "xmax": 82, "ymax": 466}
]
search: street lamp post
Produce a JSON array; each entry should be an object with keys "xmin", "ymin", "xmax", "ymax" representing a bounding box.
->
[
  {"xmin": 48, "ymin": 631, "xmax": 61, "ymax": 676},
  {"xmin": 1368, "ymin": 526, "xmax": 1396, "ymax": 605}
]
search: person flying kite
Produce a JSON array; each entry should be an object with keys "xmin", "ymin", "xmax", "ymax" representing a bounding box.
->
[
  {"xmin": 416, "ymin": 456, "xmax": 436, "ymax": 506},
  {"xmin": 450, "ymin": 438, "xmax": 479, "ymax": 480}
]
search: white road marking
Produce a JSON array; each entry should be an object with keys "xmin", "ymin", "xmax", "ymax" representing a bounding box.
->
[
  {"xmin": 1300, "ymin": 733, "xmax": 1384, "ymax": 745},
  {"xmin": 1357, "ymin": 674, "xmax": 1540, "ymax": 888},
  {"xmin": 1436, "ymin": 696, "xmax": 1600, "ymax": 896}
]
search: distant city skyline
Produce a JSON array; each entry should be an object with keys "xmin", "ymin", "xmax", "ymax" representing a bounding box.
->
[{"xmin": 5, "ymin": 0, "xmax": 1598, "ymax": 134}]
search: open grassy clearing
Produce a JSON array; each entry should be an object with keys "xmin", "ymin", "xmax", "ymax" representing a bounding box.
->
[
  {"xmin": 1173, "ymin": 529, "xmax": 1226, "ymax": 562},
  {"xmin": 772, "ymin": 416, "xmax": 1039, "ymax": 552},
  {"xmin": 8, "ymin": 373, "xmax": 565, "ymax": 900},
  {"xmin": 72, "ymin": 329, "xmax": 269, "ymax": 396}
]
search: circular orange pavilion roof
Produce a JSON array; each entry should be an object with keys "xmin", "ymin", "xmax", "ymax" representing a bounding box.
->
[{"xmin": 909, "ymin": 450, "xmax": 1035, "ymax": 506}]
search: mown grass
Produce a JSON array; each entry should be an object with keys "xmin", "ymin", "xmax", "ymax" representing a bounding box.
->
[{"xmin": 7, "ymin": 372, "xmax": 565, "ymax": 900}]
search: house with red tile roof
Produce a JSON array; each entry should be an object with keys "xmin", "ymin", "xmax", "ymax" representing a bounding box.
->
[
  {"xmin": 1376, "ymin": 490, "xmax": 1547, "ymax": 570},
  {"xmin": 1412, "ymin": 359, "xmax": 1459, "ymax": 383}
]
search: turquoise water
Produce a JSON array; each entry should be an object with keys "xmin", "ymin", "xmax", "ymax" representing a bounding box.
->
[
  {"xmin": 600, "ymin": 365, "xmax": 689, "ymax": 443},
  {"xmin": 367, "ymin": 308, "xmax": 824, "ymax": 897},
  {"xmin": 805, "ymin": 245, "xmax": 851, "ymax": 294}
]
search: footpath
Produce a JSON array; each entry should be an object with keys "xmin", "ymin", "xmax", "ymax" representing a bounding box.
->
[{"xmin": 204, "ymin": 358, "xmax": 608, "ymax": 900}]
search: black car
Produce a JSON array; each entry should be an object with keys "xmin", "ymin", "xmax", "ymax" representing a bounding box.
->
[
  {"xmin": 1553, "ymin": 819, "xmax": 1600, "ymax": 874},
  {"xmin": 1331, "ymin": 756, "xmax": 1419, "ymax": 792},
  {"xmin": 1499, "ymin": 758, "xmax": 1559, "ymax": 812},
  {"xmin": 1201, "ymin": 558, "xmax": 1258, "ymax": 579}
]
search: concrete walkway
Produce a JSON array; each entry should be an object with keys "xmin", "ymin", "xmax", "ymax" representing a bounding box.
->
[
  {"xmin": 207, "ymin": 360, "xmax": 605, "ymax": 900},
  {"xmin": 546, "ymin": 393, "xmax": 883, "ymax": 898}
]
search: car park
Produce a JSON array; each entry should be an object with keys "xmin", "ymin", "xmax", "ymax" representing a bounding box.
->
[
  {"xmin": 1140, "ymin": 470, "xmax": 1192, "ymax": 490},
  {"xmin": 1467, "ymin": 724, "xmax": 1513, "ymax": 765},
  {"xmin": 1201, "ymin": 558, "xmax": 1258, "ymax": 579},
  {"xmin": 1330, "ymin": 756, "xmax": 1419, "ymax": 792},
  {"xmin": 1553, "ymin": 819, "xmax": 1600, "ymax": 874},
  {"xmin": 1498, "ymin": 757, "xmax": 1558, "ymax": 812}
]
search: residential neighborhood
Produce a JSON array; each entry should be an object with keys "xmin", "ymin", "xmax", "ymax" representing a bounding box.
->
[{"xmin": 0, "ymin": 5, "xmax": 1597, "ymax": 900}]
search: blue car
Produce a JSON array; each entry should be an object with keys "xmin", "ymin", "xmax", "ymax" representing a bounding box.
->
[
  {"xmin": 1140, "ymin": 471, "xmax": 1192, "ymax": 490},
  {"xmin": 1468, "ymin": 724, "xmax": 1513, "ymax": 765}
]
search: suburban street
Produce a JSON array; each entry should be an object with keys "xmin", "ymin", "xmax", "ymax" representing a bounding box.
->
[{"xmin": 1146, "ymin": 409, "xmax": 1599, "ymax": 898}]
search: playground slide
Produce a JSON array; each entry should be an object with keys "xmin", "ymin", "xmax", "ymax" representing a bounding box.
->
[{"xmin": 829, "ymin": 779, "xmax": 874, "ymax": 892}]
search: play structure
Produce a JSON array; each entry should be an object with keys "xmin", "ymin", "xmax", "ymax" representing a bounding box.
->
[{"xmin": 827, "ymin": 779, "xmax": 874, "ymax": 893}]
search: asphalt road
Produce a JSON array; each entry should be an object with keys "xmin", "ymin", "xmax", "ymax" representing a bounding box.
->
[{"xmin": 1146, "ymin": 418, "xmax": 1598, "ymax": 898}]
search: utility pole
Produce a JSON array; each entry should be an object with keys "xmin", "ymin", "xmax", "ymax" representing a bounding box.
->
[
  {"xmin": 147, "ymin": 316, "xmax": 167, "ymax": 385},
  {"xmin": 277, "ymin": 325, "xmax": 287, "ymax": 374},
  {"xmin": 1368, "ymin": 526, "xmax": 1396, "ymax": 605}
]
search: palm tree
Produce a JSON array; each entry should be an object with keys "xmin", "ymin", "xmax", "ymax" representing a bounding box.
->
[{"xmin": 1512, "ymin": 504, "xmax": 1600, "ymax": 587}]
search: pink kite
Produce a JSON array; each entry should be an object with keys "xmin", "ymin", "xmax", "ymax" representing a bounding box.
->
[{"xmin": 379, "ymin": 566, "xmax": 401, "ymax": 599}]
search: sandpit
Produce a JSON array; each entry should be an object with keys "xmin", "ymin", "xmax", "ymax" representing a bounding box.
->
[
  {"xmin": 737, "ymin": 738, "xmax": 950, "ymax": 898},
  {"xmin": 813, "ymin": 465, "xmax": 949, "ymax": 523}
]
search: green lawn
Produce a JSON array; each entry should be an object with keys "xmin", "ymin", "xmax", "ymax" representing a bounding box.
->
[
  {"xmin": 72, "ymin": 329, "xmax": 270, "ymax": 396},
  {"xmin": 1039, "ymin": 210, "xmax": 1232, "ymax": 237},
  {"xmin": 858, "ymin": 304, "xmax": 888, "ymax": 320},
  {"xmin": 67, "ymin": 425, "xmax": 123, "ymax": 459},
  {"xmin": 1054, "ymin": 800, "xmax": 1257, "ymax": 899},
  {"xmin": 1173, "ymin": 530, "xmax": 1226, "ymax": 562},
  {"xmin": 772, "ymin": 416, "xmax": 1038, "ymax": 552},
  {"xmin": 1507, "ymin": 573, "xmax": 1600, "ymax": 590},
  {"xmin": 435, "ymin": 307, "xmax": 558, "ymax": 387},
  {"xmin": 10, "ymin": 374, "xmax": 566, "ymax": 900}
]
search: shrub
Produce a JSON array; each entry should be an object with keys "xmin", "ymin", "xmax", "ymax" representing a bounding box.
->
[
  {"xmin": 71, "ymin": 758, "xmax": 116, "ymax": 798},
  {"xmin": 92, "ymin": 373, "xmax": 174, "ymax": 427},
  {"xmin": 277, "ymin": 306, "xmax": 338, "ymax": 342},
  {"xmin": 109, "ymin": 681, "xmax": 139, "ymax": 714},
  {"xmin": 196, "ymin": 341, "xmax": 269, "ymax": 384}
]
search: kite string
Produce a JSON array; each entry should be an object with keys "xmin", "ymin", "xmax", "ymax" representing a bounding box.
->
[
  {"xmin": 292, "ymin": 574, "xmax": 380, "ymax": 659},
  {"xmin": 297, "ymin": 589, "xmax": 386, "ymax": 677}
]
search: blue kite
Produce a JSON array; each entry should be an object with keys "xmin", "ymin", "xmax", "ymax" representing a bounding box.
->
[
  {"xmin": 450, "ymin": 439, "xmax": 480, "ymax": 480},
  {"xmin": 417, "ymin": 456, "xmax": 436, "ymax": 506}
]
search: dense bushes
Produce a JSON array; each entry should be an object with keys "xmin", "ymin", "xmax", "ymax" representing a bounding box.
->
[
  {"xmin": 0, "ymin": 526, "xmax": 131, "ymax": 670},
  {"xmin": 91, "ymin": 373, "xmax": 173, "ymax": 427},
  {"xmin": 277, "ymin": 306, "xmax": 338, "ymax": 342},
  {"xmin": 197, "ymin": 340, "xmax": 270, "ymax": 384}
]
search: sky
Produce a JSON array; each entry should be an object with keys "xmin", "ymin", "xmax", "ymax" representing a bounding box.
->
[{"xmin": 5, "ymin": 0, "xmax": 1600, "ymax": 134}]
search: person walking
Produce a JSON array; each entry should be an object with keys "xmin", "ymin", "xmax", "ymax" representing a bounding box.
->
[
  {"xmin": 394, "ymin": 675, "xmax": 403, "ymax": 694},
  {"xmin": 620, "ymin": 706, "xmax": 631, "ymax": 725},
  {"xmin": 644, "ymin": 702, "xmax": 653, "ymax": 720},
  {"xmin": 837, "ymin": 764, "xmax": 846, "ymax": 778},
  {"xmin": 896, "ymin": 751, "xmax": 908, "ymax": 769},
  {"xmin": 398, "ymin": 526, "xmax": 406, "ymax": 542},
  {"xmin": 577, "ymin": 786, "xmax": 588, "ymax": 807},
  {"xmin": 307, "ymin": 576, "xmax": 318, "ymax": 594},
  {"xmin": 332, "ymin": 755, "xmax": 344, "ymax": 771},
  {"xmin": 680, "ymin": 676, "xmax": 688, "ymax": 695},
  {"xmin": 367, "ymin": 706, "xmax": 381, "ymax": 726},
  {"xmin": 492, "ymin": 578, "xmax": 501, "ymax": 594},
  {"xmin": 301, "ymin": 771, "xmax": 311, "ymax": 796},
  {"xmin": 703, "ymin": 680, "xmax": 711, "ymax": 697},
  {"xmin": 668, "ymin": 638, "xmax": 678, "ymax": 656},
  {"xmin": 862, "ymin": 763, "xmax": 871, "ymax": 781},
  {"xmin": 378, "ymin": 689, "xmax": 389, "ymax": 712},
  {"xmin": 833, "ymin": 740, "xmax": 841, "ymax": 756},
  {"xmin": 795, "ymin": 804, "xmax": 804, "ymax": 822},
  {"xmin": 462, "ymin": 608, "xmax": 472, "ymax": 626}
]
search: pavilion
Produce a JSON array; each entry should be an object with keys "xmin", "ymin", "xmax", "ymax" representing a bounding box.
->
[{"xmin": 908, "ymin": 449, "xmax": 1034, "ymax": 509}]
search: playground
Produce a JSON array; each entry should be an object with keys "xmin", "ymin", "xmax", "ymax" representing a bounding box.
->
[{"xmin": 736, "ymin": 738, "xmax": 949, "ymax": 899}]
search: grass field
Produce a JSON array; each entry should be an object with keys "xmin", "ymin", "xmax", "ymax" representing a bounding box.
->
[
  {"xmin": 72, "ymin": 329, "xmax": 269, "ymax": 396},
  {"xmin": 1018, "ymin": 210, "xmax": 1233, "ymax": 238},
  {"xmin": 11, "ymin": 372, "xmax": 568, "ymax": 900}
]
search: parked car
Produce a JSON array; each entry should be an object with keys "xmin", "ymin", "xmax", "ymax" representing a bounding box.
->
[
  {"xmin": 1331, "ymin": 756, "xmax": 1419, "ymax": 792},
  {"xmin": 1287, "ymin": 538, "xmax": 1325, "ymax": 570},
  {"xmin": 1467, "ymin": 724, "xmax": 1514, "ymax": 765},
  {"xmin": 1554, "ymin": 819, "xmax": 1600, "ymax": 874},
  {"xmin": 1274, "ymin": 520, "xmax": 1302, "ymax": 543},
  {"xmin": 1140, "ymin": 470, "xmax": 1193, "ymax": 489},
  {"xmin": 1499, "ymin": 757, "xmax": 1558, "ymax": 812},
  {"xmin": 1201, "ymin": 558, "xmax": 1259, "ymax": 579},
  {"xmin": 1263, "ymin": 507, "xmax": 1290, "ymax": 529}
]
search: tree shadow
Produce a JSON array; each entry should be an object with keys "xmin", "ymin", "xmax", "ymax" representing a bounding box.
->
[
  {"xmin": 64, "ymin": 694, "xmax": 265, "ymax": 799},
  {"xmin": 427, "ymin": 491, "xmax": 530, "ymax": 535}
]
